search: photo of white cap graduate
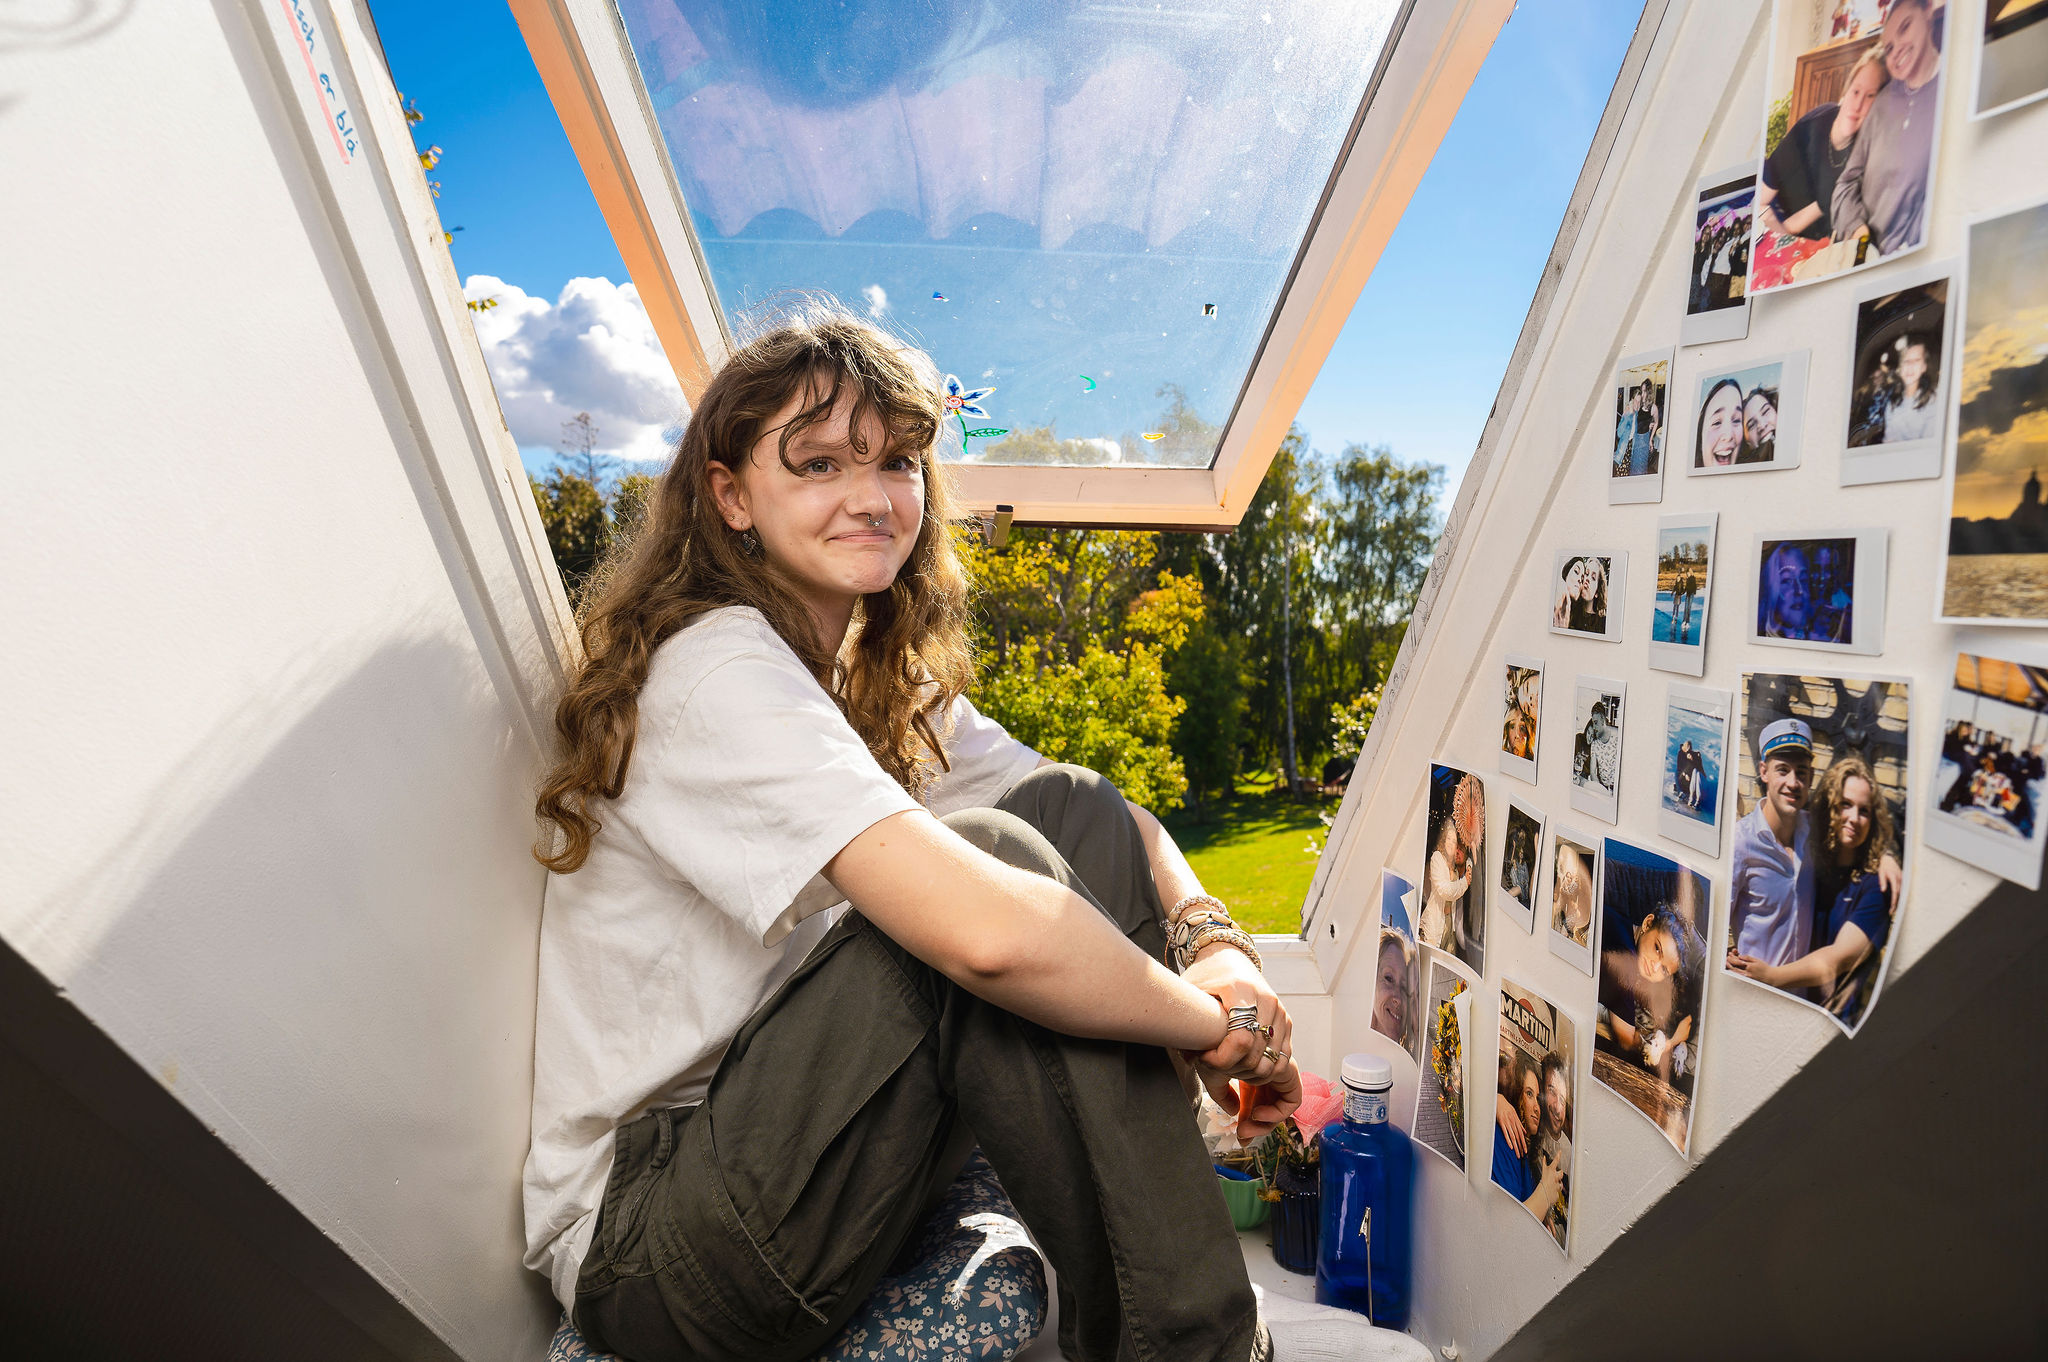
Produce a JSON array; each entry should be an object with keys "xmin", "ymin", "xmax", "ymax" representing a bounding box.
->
[
  {"xmin": 1753, "ymin": 0, "xmax": 1944, "ymax": 294},
  {"xmin": 1726, "ymin": 674, "xmax": 1910, "ymax": 1036},
  {"xmin": 1926, "ymin": 649, "xmax": 2048, "ymax": 890},
  {"xmin": 1372, "ymin": 869, "xmax": 1424, "ymax": 1062},
  {"xmin": 1491, "ymin": 981, "xmax": 1576, "ymax": 1253},
  {"xmin": 1594, "ymin": 838, "xmax": 1712, "ymax": 1157}
]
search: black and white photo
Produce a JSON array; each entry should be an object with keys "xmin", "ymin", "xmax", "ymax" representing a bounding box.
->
[{"xmin": 1569, "ymin": 677, "xmax": 1627, "ymax": 825}]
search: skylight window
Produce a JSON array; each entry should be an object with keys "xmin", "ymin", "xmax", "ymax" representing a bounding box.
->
[{"xmin": 513, "ymin": 0, "xmax": 1511, "ymax": 524}]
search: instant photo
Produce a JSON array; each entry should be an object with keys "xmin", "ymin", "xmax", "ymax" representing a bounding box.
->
[
  {"xmin": 1491, "ymin": 981, "xmax": 1577, "ymax": 1254},
  {"xmin": 1499, "ymin": 799, "xmax": 1546, "ymax": 935},
  {"xmin": 1754, "ymin": 0, "xmax": 1943, "ymax": 295},
  {"xmin": 1650, "ymin": 512, "xmax": 1717, "ymax": 676},
  {"xmin": 1610, "ymin": 348, "xmax": 1674, "ymax": 503},
  {"xmin": 1747, "ymin": 528, "xmax": 1889, "ymax": 656},
  {"xmin": 1681, "ymin": 166, "xmax": 1755, "ymax": 345},
  {"xmin": 1940, "ymin": 197, "xmax": 2048, "ymax": 625},
  {"xmin": 1595, "ymin": 838, "xmax": 1712, "ymax": 1158},
  {"xmin": 1660, "ymin": 684, "xmax": 1735, "ymax": 858},
  {"xmin": 1422, "ymin": 764, "xmax": 1488, "ymax": 979},
  {"xmin": 1413, "ymin": 954, "xmax": 1472, "ymax": 1174},
  {"xmin": 1372, "ymin": 869, "xmax": 1425, "ymax": 1063},
  {"xmin": 1547, "ymin": 830, "xmax": 1599, "ymax": 976},
  {"xmin": 1973, "ymin": 0, "xmax": 2048, "ymax": 120},
  {"xmin": 1925, "ymin": 648, "xmax": 2048, "ymax": 891},
  {"xmin": 1568, "ymin": 677, "xmax": 1627, "ymax": 825},
  {"xmin": 1687, "ymin": 351, "xmax": 1809, "ymax": 476},
  {"xmin": 1729, "ymin": 672, "xmax": 1911, "ymax": 1037},
  {"xmin": 1549, "ymin": 551, "xmax": 1628, "ymax": 643},
  {"xmin": 1501, "ymin": 654, "xmax": 1545, "ymax": 783},
  {"xmin": 1842, "ymin": 264, "xmax": 1954, "ymax": 484}
]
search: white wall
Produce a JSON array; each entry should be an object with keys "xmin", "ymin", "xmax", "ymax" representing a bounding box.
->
[
  {"xmin": 1302, "ymin": 2, "xmax": 2048, "ymax": 1357},
  {"xmin": 1, "ymin": 1, "xmax": 571, "ymax": 1355}
]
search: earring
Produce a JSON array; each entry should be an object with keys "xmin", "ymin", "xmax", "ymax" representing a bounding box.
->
[{"xmin": 738, "ymin": 527, "xmax": 761, "ymax": 556}]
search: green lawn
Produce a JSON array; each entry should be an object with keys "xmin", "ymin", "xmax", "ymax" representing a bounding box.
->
[{"xmin": 1162, "ymin": 775, "xmax": 1339, "ymax": 934}]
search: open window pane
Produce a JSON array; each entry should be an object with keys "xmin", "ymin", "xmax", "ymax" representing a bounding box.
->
[{"xmin": 611, "ymin": 0, "xmax": 1399, "ymax": 471}]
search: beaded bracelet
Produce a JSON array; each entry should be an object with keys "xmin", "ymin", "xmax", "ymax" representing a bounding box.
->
[
  {"xmin": 1168, "ymin": 892, "xmax": 1230, "ymax": 926},
  {"xmin": 1172, "ymin": 921, "xmax": 1263, "ymax": 975}
]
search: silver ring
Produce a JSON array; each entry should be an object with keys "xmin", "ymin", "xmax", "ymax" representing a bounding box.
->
[
  {"xmin": 1262, "ymin": 1047, "xmax": 1288, "ymax": 1064},
  {"xmin": 1225, "ymin": 1015, "xmax": 1262, "ymax": 1034}
]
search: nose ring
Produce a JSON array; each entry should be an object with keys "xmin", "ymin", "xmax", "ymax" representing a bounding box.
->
[{"xmin": 866, "ymin": 514, "xmax": 882, "ymax": 528}]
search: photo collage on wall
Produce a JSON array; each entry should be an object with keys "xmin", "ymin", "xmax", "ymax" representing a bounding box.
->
[{"xmin": 1388, "ymin": 0, "xmax": 2048, "ymax": 1258}]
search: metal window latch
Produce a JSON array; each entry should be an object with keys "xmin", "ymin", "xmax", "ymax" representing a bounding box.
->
[{"xmin": 979, "ymin": 504, "xmax": 1013, "ymax": 548}]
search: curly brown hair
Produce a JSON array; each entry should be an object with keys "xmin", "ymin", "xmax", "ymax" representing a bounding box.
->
[
  {"xmin": 1815, "ymin": 755, "xmax": 1894, "ymax": 878},
  {"xmin": 533, "ymin": 305, "xmax": 976, "ymax": 873}
]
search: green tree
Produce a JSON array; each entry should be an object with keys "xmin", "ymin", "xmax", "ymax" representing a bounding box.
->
[
  {"xmin": 1322, "ymin": 442, "xmax": 1442, "ymax": 693},
  {"xmin": 1165, "ymin": 616, "xmax": 1250, "ymax": 809}
]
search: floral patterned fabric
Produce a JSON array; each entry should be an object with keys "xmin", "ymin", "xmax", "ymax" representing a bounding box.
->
[{"xmin": 548, "ymin": 1151, "xmax": 1047, "ymax": 1362}]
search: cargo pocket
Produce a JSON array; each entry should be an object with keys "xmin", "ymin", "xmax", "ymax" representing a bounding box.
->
[{"xmin": 702, "ymin": 924, "xmax": 949, "ymax": 1321}]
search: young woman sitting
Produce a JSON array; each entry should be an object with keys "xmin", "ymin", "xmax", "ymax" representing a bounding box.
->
[{"xmin": 521, "ymin": 306, "xmax": 1422, "ymax": 1362}]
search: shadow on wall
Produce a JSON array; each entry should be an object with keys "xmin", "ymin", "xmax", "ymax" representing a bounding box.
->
[
  {"xmin": 1497, "ymin": 875, "xmax": 2048, "ymax": 1362},
  {"xmin": 0, "ymin": 0, "xmax": 135, "ymax": 53},
  {"xmin": 18, "ymin": 635, "xmax": 556, "ymax": 1358}
]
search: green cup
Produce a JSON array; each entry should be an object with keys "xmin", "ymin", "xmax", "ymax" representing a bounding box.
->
[{"xmin": 1214, "ymin": 1167, "xmax": 1272, "ymax": 1230}]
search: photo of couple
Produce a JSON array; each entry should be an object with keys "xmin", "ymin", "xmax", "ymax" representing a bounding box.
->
[
  {"xmin": 1422, "ymin": 763, "xmax": 1487, "ymax": 978},
  {"xmin": 1610, "ymin": 349, "xmax": 1673, "ymax": 500},
  {"xmin": 1551, "ymin": 551, "xmax": 1626, "ymax": 642},
  {"xmin": 1691, "ymin": 356, "xmax": 1804, "ymax": 473},
  {"xmin": 1595, "ymin": 838, "xmax": 1712, "ymax": 1157},
  {"xmin": 1491, "ymin": 982, "xmax": 1576, "ymax": 1253},
  {"xmin": 1750, "ymin": 529, "xmax": 1887, "ymax": 655},
  {"xmin": 1754, "ymin": 0, "xmax": 1944, "ymax": 293},
  {"xmin": 1726, "ymin": 673, "xmax": 1911, "ymax": 1036},
  {"xmin": 1925, "ymin": 651, "xmax": 2048, "ymax": 889}
]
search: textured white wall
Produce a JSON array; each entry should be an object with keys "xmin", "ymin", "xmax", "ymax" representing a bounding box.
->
[
  {"xmin": 1304, "ymin": 2, "xmax": 2048, "ymax": 1357},
  {"xmin": 0, "ymin": 1, "xmax": 569, "ymax": 1356}
]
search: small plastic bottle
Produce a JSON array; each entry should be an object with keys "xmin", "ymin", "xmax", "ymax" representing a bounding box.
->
[{"xmin": 1316, "ymin": 1052, "xmax": 1413, "ymax": 1328}]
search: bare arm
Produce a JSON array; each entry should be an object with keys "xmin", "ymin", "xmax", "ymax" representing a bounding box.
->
[
  {"xmin": 826, "ymin": 809, "xmax": 1227, "ymax": 1051},
  {"xmin": 1731, "ymin": 924, "xmax": 1871, "ymax": 996}
]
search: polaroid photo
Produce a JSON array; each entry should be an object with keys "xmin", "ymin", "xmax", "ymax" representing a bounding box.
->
[
  {"xmin": 1650, "ymin": 512, "xmax": 1718, "ymax": 676},
  {"xmin": 1753, "ymin": 1, "xmax": 1942, "ymax": 295},
  {"xmin": 1924, "ymin": 643, "xmax": 2048, "ymax": 891},
  {"xmin": 1498, "ymin": 798, "xmax": 1546, "ymax": 935},
  {"xmin": 1421, "ymin": 764, "xmax": 1488, "ymax": 980},
  {"xmin": 1546, "ymin": 828, "xmax": 1599, "ymax": 976},
  {"xmin": 1681, "ymin": 165, "xmax": 1756, "ymax": 344},
  {"xmin": 1549, "ymin": 551, "xmax": 1628, "ymax": 643},
  {"xmin": 1841, "ymin": 261, "xmax": 1956, "ymax": 486},
  {"xmin": 1729, "ymin": 672, "xmax": 1911, "ymax": 1037},
  {"xmin": 1610, "ymin": 348, "xmax": 1674, "ymax": 503},
  {"xmin": 1412, "ymin": 950, "xmax": 1473, "ymax": 1174},
  {"xmin": 1659, "ymin": 683, "xmax": 1734, "ymax": 858},
  {"xmin": 1748, "ymin": 528, "xmax": 1889, "ymax": 656},
  {"xmin": 1568, "ymin": 677, "xmax": 1626, "ymax": 825},
  {"xmin": 1938, "ymin": 196, "xmax": 2048, "ymax": 626},
  {"xmin": 1491, "ymin": 980, "xmax": 1577, "ymax": 1254},
  {"xmin": 1686, "ymin": 350, "xmax": 1808, "ymax": 476},
  {"xmin": 1372, "ymin": 869, "xmax": 1426, "ymax": 1064},
  {"xmin": 1501, "ymin": 654, "xmax": 1545, "ymax": 783},
  {"xmin": 1595, "ymin": 838, "xmax": 1713, "ymax": 1157},
  {"xmin": 1973, "ymin": 0, "xmax": 2048, "ymax": 120}
]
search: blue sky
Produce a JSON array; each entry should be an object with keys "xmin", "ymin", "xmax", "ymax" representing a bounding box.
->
[{"xmin": 368, "ymin": 1, "xmax": 1640, "ymax": 489}]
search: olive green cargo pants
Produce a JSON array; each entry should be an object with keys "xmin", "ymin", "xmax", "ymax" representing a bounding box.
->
[{"xmin": 572, "ymin": 764, "xmax": 1263, "ymax": 1362}]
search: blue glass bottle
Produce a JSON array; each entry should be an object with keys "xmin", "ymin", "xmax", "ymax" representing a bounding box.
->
[{"xmin": 1316, "ymin": 1053, "xmax": 1413, "ymax": 1328}]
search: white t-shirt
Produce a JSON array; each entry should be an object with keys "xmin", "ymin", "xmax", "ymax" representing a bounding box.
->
[{"xmin": 521, "ymin": 606, "xmax": 1041, "ymax": 1309}]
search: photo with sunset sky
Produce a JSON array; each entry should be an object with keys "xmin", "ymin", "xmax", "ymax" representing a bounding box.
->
[{"xmin": 1944, "ymin": 198, "xmax": 2048, "ymax": 622}]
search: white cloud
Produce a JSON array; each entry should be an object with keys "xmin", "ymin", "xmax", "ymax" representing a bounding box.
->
[
  {"xmin": 463, "ymin": 274, "xmax": 686, "ymax": 464},
  {"xmin": 862, "ymin": 283, "xmax": 889, "ymax": 317}
]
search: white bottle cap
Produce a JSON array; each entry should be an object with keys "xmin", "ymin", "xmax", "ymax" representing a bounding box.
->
[{"xmin": 1341, "ymin": 1052, "xmax": 1393, "ymax": 1091}]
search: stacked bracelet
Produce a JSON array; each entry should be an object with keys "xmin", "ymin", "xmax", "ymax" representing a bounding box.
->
[{"xmin": 1165, "ymin": 905, "xmax": 1263, "ymax": 974}]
